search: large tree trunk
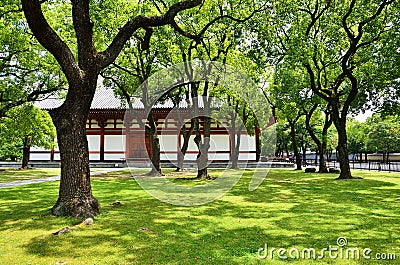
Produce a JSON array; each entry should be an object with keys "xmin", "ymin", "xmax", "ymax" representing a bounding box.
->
[
  {"xmin": 50, "ymin": 78, "xmax": 100, "ymax": 218},
  {"xmin": 334, "ymin": 119, "xmax": 353, "ymax": 179},
  {"xmin": 304, "ymin": 106, "xmax": 331, "ymax": 173},
  {"xmin": 21, "ymin": 137, "xmax": 30, "ymax": 169},
  {"xmin": 289, "ymin": 122, "xmax": 302, "ymax": 170}
]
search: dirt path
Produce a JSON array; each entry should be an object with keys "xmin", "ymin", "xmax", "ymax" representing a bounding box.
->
[{"xmin": 0, "ymin": 168, "xmax": 124, "ymax": 189}]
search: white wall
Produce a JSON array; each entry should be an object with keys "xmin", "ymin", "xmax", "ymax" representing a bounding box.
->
[
  {"xmin": 238, "ymin": 153, "xmax": 256, "ymax": 160},
  {"xmin": 239, "ymin": 135, "xmax": 256, "ymax": 151},
  {"xmin": 209, "ymin": 135, "xmax": 230, "ymax": 151},
  {"xmin": 30, "ymin": 153, "xmax": 51, "ymax": 161},
  {"xmin": 159, "ymin": 135, "xmax": 178, "ymax": 152},
  {"xmin": 87, "ymin": 135, "xmax": 100, "ymax": 151},
  {"xmin": 161, "ymin": 153, "xmax": 178, "ymax": 161},
  {"xmin": 104, "ymin": 135, "xmax": 126, "ymax": 161},
  {"xmin": 104, "ymin": 135, "xmax": 126, "ymax": 152}
]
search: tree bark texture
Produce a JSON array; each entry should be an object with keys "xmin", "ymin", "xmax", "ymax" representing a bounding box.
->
[
  {"xmin": 50, "ymin": 78, "xmax": 100, "ymax": 218},
  {"xmin": 21, "ymin": 0, "xmax": 203, "ymax": 217},
  {"xmin": 334, "ymin": 118, "xmax": 353, "ymax": 179}
]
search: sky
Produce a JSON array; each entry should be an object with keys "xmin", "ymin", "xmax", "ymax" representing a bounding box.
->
[{"xmin": 354, "ymin": 110, "xmax": 373, "ymax": 122}]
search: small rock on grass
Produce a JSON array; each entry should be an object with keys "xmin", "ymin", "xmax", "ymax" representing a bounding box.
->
[
  {"xmin": 138, "ymin": 227, "xmax": 153, "ymax": 233},
  {"xmin": 52, "ymin": 218, "xmax": 94, "ymax": 236},
  {"xmin": 81, "ymin": 217, "xmax": 94, "ymax": 226},
  {"xmin": 52, "ymin": 226, "xmax": 70, "ymax": 236},
  {"xmin": 111, "ymin": 200, "xmax": 122, "ymax": 206}
]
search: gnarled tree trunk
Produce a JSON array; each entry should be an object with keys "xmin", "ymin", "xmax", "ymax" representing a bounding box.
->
[{"xmin": 50, "ymin": 78, "xmax": 100, "ymax": 218}]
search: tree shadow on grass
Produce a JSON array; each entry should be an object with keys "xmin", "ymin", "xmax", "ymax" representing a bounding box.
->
[{"xmin": 1, "ymin": 169, "xmax": 399, "ymax": 264}]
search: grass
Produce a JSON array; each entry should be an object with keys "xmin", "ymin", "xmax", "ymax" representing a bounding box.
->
[{"xmin": 0, "ymin": 169, "xmax": 399, "ymax": 264}]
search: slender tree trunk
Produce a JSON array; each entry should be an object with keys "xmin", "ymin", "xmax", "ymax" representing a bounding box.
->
[
  {"xmin": 302, "ymin": 145, "xmax": 307, "ymax": 166},
  {"xmin": 50, "ymin": 78, "xmax": 100, "ymax": 218},
  {"xmin": 176, "ymin": 134, "xmax": 189, "ymax": 171},
  {"xmin": 148, "ymin": 129, "xmax": 161, "ymax": 175},
  {"xmin": 21, "ymin": 138, "xmax": 30, "ymax": 169},
  {"xmin": 230, "ymin": 108, "xmax": 244, "ymax": 169},
  {"xmin": 304, "ymin": 105, "xmax": 331, "ymax": 173},
  {"xmin": 176, "ymin": 122, "xmax": 194, "ymax": 171},
  {"xmin": 289, "ymin": 121, "xmax": 302, "ymax": 170},
  {"xmin": 231, "ymin": 130, "xmax": 242, "ymax": 169},
  {"xmin": 146, "ymin": 111, "xmax": 162, "ymax": 175},
  {"xmin": 177, "ymin": 134, "xmax": 189, "ymax": 171},
  {"xmin": 318, "ymin": 114, "xmax": 332, "ymax": 173}
]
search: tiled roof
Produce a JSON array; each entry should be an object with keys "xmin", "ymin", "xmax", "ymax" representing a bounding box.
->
[
  {"xmin": 35, "ymin": 88, "xmax": 128, "ymax": 110},
  {"xmin": 35, "ymin": 87, "xmax": 211, "ymax": 110}
]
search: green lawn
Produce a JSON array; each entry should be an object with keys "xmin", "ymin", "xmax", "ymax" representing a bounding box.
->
[{"xmin": 0, "ymin": 169, "xmax": 399, "ymax": 264}]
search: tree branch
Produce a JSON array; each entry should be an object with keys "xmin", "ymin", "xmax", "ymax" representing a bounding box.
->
[
  {"xmin": 21, "ymin": 0, "xmax": 81, "ymax": 83},
  {"xmin": 71, "ymin": 0, "xmax": 96, "ymax": 70},
  {"xmin": 98, "ymin": 0, "xmax": 202, "ymax": 69}
]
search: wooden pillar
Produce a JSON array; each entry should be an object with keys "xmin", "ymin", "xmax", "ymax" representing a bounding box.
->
[
  {"xmin": 229, "ymin": 132, "xmax": 233, "ymax": 160},
  {"xmin": 97, "ymin": 119, "xmax": 106, "ymax": 162},
  {"xmin": 124, "ymin": 119, "xmax": 132, "ymax": 160},
  {"xmin": 255, "ymin": 126, "xmax": 260, "ymax": 162},
  {"xmin": 178, "ymin": 129, "xmax": 182, "ymax": 156}
]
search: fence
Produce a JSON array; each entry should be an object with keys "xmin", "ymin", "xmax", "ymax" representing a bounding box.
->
[{"xmin": 302, "ymin": 157, "xmax": 400, "ymax": 172}]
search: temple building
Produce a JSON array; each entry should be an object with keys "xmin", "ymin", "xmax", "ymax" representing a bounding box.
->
[{"xmin": 32, "ymin": 88, "xmax": 260, "ymax": 163}]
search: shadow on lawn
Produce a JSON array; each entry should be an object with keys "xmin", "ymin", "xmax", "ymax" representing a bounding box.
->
[
  {"xmin": 234, "ymin": 170, "xmax": 400, "ymax": 254},
  {"xmin": 1, "ymin": 169, "xmax": 399, "ymax": 264}
]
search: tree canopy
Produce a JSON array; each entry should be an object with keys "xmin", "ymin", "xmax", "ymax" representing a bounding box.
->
[{"xmin": 0, "ymin": 104, "xmax": 56, "ymax": 168}]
